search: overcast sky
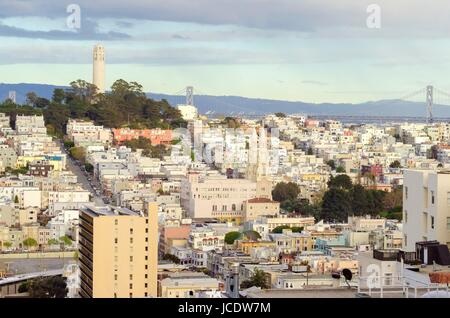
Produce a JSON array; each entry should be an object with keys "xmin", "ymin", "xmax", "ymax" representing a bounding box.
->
[{"xmin": 1, "ymin": 0, "xmax": 450, "ymax": 103}]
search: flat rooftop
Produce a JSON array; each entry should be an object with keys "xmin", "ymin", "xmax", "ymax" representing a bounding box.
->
[{"xmin": 81, "ymin": 206, "xmax": 141, "ymax": 217}]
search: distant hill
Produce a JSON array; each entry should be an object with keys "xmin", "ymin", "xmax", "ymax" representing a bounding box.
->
[{"xmin": 1, "ymin": 83, "xmax": 449, "ymax": 117}]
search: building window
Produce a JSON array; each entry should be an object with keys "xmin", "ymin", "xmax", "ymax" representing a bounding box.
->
[
  {"xmin": 130, "ymin": 256, "xmax": 133, "ymax": 262},
  {"xmin": 431, "ymin": 216, "xmax": 435, "ymax": 229},
  {"xmin": 404, "ymin": 210, "xmax": 407, "ymax": 223},
  {"xmin": 130, "ymin": 283, "xmax": 133, "ymax": 289},
  {"xmin": 130, "ymin": 238, "xmax": 133, "ymax": 244},
  {"xmin": 130, "ymin": 228, "xmax": 133, "ymax": 235},
  {"xmin": 405, "ymin": 186, "xmax": 408, "ymax": 199},
  {"xmin": 431, "ymin": 191, "xmax": 435, "ymax": 204},
  {"xmin": 130, "ymin": 274, "xmax": 133, "ymax": 280},
  {"xmin": 114, "ymin": 238, "xmax": 118, "ymax": 244},
  {"xmin": 115, "ymin": 219, "xmax": 118, "ymax": 225},
  {"xmin": 447, "ymin": 217, "xmax": 450, "ymax": 230},
  {"xmin": 114, "ymin": 274, "xmax": 118, "ymax": 280},
  {"xmin": 129, "ymin": 293, "xmax": 133, "ymax": 298}
]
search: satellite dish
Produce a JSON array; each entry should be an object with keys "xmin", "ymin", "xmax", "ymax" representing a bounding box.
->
[{"xmin": 342, "ymin": 269, "xmax": 353, "ymax": 281}]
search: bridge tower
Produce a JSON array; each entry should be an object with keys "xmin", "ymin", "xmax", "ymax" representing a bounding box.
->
[
  {"xmin": 426, "ymin": 85, "xmax": 433, "ymax": 124},
  {"xmin": 186, "ymin": 86, "xmax": 194, "ymax": 106}
]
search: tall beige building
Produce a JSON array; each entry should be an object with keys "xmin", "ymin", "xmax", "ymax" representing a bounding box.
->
[
  {"xmin": 93, "ymin": 44, "xmax": 105, "ymax": 93},
  {"xmin": 79, "ymin": 203, "xmax": 158, "ymax": 298}
]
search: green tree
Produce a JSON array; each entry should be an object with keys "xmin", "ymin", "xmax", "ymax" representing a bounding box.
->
[
  {"xmin": 69, "ymin": 147, "xmax": 85, "ymax": 162},
  {"xmin": 224, "ymin": 231, "xmax": 242, "ymax": 244},
  {"xmin": 162, "ymin": 253, "xmax": 181, "ymax": 264},
  {"xmin": 18, "ymin": 282, "xmax": 29, "ymax": 293},
  {"xmin": 326, "ymin": 160, "xmax": 336, "ymax": 170},
  {"xmin": 59, "ymin": 236, "xmax": 72, "ymax": 246},
  {"xmin": 84, "ymin": 163, "xmax": 94, "ymax": 173},
  {"xmin": 47, "ymin": 239, "xmax": 59, "ymax": 246},
  {"xmin": 383, "ymin": 187, "xmax": 403, "ymax": 211},
  {"xmin": 336, "ymin": 166, "xmax": 346, "ymax": 173},
  {"xmin": 291, "ymin": 226, "xmax": 304, "ymax": 233},
  {"xmin": 26, "ymin": 92, "xmax": 38, "ymax": 107},
  {"xmin": 52, "ymin": 88, "xmax": 66, "ymax": 104},
  {"xmin": 272, "ymin": 182, "xmax": 300, "ymax": 202},
  {"xmin": 389, "ymin": 160, "xmax": 402, "ymax": 169},
  {"xmin": 23, "ymin": 237, "xmax": 38, "ymax": 249},
  {"xmin": 350, "ymin": 184, "xmax": 369, "ymax": 216},
  {"xmin": 63, "ymin": 141, "xmax": 75, "ymax": 149},
  {"xmin": 243, "ymin": 230, "xmax": 261, "ymax": 241},
  {"xmin": 271, "ymin": 225, "xmax": 291, "ymax": 233},
  {"xmin": 328, "ymin": 174, "xmax": 353, "ymax": 190},
  {"xmin": 321, "ymin": 188, "xmax": 352, "ymax": 222},
  {"xmin": 240, "ymin": 269, "xmax": 269, "ymax": 289},
  {"xmin": 274, "ymin": 112, "xmax": 286, "ymax": 118},
  {"xmin": 28, "ymin": 276, "xmax": 68, "ymax": 298},
  {"xmin": 2, "ymin": 241, "xmax": 12, "ymax": 249}
]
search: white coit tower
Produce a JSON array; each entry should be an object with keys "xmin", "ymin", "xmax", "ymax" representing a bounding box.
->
[{"xmin": 93, "ymin": 44, "xmax": 105, "ymax": 93}]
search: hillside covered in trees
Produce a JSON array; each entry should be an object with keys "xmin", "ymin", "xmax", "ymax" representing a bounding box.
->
[{"xmin": 0, "ymin": 79, "xmax": 187, "ymax": 136}]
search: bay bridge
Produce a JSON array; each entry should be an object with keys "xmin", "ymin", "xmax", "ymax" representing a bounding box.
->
[{"xmin": 153, "ymin": 85, "xmax": 450, "ymax": 123}]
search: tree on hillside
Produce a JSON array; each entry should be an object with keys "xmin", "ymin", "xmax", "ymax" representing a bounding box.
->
[
  {"xmin": 336, "ymin": 166, "xmax": 346, "ymax": 173},
  {"xmin": 272, "ymin": 182, "xmax": 300, "ymax": 202},
  {"xmin": 321, "ymin": 188, "xmax": 352, "ymax": 222},
  {"xmin": 224, "ymin": 231, "xmax": 242, "ymax": 245},
  {"xmin": 383, "ymin": 187, "xmax": 403, "ymax": 211},
  {"xmin": 328, "ymin": 174, "xmax": 353, "ymax": 190},
  {"xmin": 26, "ymin": 92, "xmax": 38, "ymax": 107},
  {"xmin": 350, "ymin": 184, "xmax": 369, "ymax": 216},
  {"xmin": 389, "ymin": 160, "xmax": 402, "ymax": 169},
  {"xmin": 272, "ymin": 225, "xmax": 291, "ymax": 233},
  {"xmin": 326, "ymin": 160, "xmax": 336, "ymax": 170}
]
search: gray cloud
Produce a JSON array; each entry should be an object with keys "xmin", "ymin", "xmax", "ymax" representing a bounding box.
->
[
  {"xmin": 172, "ymin": 34, "xmax": 190, "ymax": 40},
  {"xmin": 301, "ymin": 80, "xmax": 328, "ymax": 86},
  {"xmin": 0, "ymin": 0, "xmax": 449, "ymax": 36},
  {"xmin": 0, "ymin": 17, "xmax": 130, "ymax": 40}
]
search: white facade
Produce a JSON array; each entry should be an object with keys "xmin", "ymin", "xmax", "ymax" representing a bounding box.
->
[
  {"xmin": 93, "ymin": 44, "xmax": 105, "ymax": 93},
  {"xmin": 403, "ymin": 169, "xmax": 450, "ymax": 251}
]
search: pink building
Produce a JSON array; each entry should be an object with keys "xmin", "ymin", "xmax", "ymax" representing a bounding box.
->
[{"xmin": 112, "ymin": 128, "xmax": 172, "ymax": 145}]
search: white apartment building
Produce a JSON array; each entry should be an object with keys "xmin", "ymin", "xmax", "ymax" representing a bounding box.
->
[
  {"xmin": 66, "ymin": 119, "xmax": 111, "ymax": 145},
  {"xmin": 15, "ymin": 115, "xmax": 47, "ymax": 135},
  {"xmin": 403, "ymin": 169, "xmax": 450, "ymax": 251},
  {"xmin": 180, "ymin": 172, "xmax": 271, "ymax": 220}
]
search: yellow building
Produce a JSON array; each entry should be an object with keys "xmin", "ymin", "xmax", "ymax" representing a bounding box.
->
[
  {"xmin": 236, "ymin": 240, "xmax": 276, "ymax": 254},
  {"xmin": 79, "ymin": 203, "xmax": 158, "ymax": 298},
  {"xmin": 243, "ymin": 198, "xmax": 280, "ymax": 222},
  {"xmin": 16, "ymin": 156, "xmax": 64, "ymax": 171}
]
